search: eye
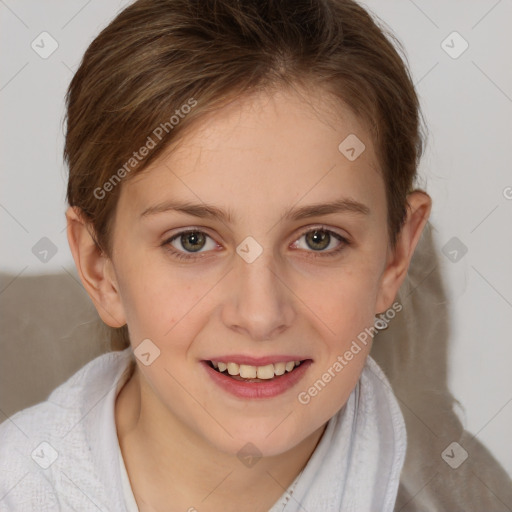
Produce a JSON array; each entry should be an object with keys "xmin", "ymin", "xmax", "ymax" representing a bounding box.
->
[
  {"xmin": 291, "ymin": 227, "xmax": 349, "ymax": 256},
  {"xmin": 163, "ymin": 229, "xmax": 218, "ymax": 260},
  {"xmin": 162, "ymin": 226, "xmax": 350, "ymax": 262}
]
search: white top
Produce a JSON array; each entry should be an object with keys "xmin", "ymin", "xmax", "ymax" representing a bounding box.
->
[{"xmin": 0, "ymin": 348, "xmax": 406, "ymax": 511}]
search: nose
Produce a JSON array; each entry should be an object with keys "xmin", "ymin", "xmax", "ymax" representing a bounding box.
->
[{"xmin": 220, "ymin": 248, "xmax": 295, "ymax": 341}]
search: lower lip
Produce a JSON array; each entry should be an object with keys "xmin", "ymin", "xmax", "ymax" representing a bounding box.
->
[{"xmin": 201, "ymin": 360, "xmax": 313, "ymax": 399}]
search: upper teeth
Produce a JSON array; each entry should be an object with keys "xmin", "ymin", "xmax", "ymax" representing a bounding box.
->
[{"xmin": 212, "ymin": 361, "xmax": 301, "ymax": 379}]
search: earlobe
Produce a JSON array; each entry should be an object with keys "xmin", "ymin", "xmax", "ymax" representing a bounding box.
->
[
  {"xmin": 65, "ymin": 206, "xmax": 127, "ymax": 328},
  {"xmin": 375, "ymin": 190, "xmax": 432, "ymax": 313}
]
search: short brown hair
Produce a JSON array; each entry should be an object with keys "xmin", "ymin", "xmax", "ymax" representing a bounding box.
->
[{"xmin": 64, "ymin": 0, "xmax": 426, "ymax": 351}]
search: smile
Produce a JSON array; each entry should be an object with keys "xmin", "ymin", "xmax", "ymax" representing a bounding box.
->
[
  {"xmin": 202, "ymin": 359, "xmax": 313, "ymax": 399},
  {"xmin": 208, "ymin": 360, "xmax": 302, "ymax": 380}
]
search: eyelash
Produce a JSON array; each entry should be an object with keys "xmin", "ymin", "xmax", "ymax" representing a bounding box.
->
[{"xmin": 162, "ymin": 226, "xmax": 350, "ymax": 261}]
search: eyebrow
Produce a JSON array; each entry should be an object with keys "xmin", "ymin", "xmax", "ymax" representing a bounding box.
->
[{"xmin": 139, "ymin": 198, "xmax": 370, "ymax": 223}]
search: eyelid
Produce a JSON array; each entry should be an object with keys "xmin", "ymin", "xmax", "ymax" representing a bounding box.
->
[
  {"xmin": 293, "ymin": 224, "xmax": 350, "ymax": 243},
  {"xmin": 163, "ymin": 224, "xmax": 350, "ymax": 244},
  {"xmin": 162, "ymin": 226, "xmax": 219, "ymax": 245}
]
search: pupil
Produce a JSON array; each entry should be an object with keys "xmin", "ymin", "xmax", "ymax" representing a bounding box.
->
[
  {"xmin": 182, "ymin": 232, "xmax": 205, "ymax": 252},
  {"xmin": 306, "ymin": 230, "xmax": 329, "ymax": 251}
]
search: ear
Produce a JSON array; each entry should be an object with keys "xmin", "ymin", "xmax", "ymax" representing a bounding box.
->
[
  {"xmin": 375, "ymin": 190, "xmax": 432, "ymax": 313},
  {"xmin": 65, "ymin": 206, "xmax": 127, "ymax": 328}
]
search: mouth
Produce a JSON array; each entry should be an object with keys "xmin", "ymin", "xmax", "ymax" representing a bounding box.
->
[
  {"xmin": 206, "ymin": 359, "xmax": 308, "ymax": 382},
  {"xmin": 201, "ymin": 357, "xmax": 312, "ymax": 398}
]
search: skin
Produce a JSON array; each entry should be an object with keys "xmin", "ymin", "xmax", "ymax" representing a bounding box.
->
[{"xmin": 66, "ymin": 84, "xmax": 431, "ymax": 512}]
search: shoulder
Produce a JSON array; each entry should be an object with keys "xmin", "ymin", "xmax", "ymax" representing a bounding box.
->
[{"xmin": 0, "ymin": 348, "xmax": 134, "ymax": 510}]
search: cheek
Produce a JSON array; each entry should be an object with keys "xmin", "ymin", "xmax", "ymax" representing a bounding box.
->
[
  {"xmin": 293, "ymin": 256, "xmax": 382, "ymax": 338},
  {"xmin": 293, "ymin": 266, "xmax": 378, "ymax": 418},
  {"xmin": 114, "ymin": 254, "xmax": 219, "ymax": 348}
]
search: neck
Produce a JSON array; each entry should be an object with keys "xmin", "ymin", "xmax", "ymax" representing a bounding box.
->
[{"xmin": 115, "ymin": 365, "xmax": 327, "ymax": 512}]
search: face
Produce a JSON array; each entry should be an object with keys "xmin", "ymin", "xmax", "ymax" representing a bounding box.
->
[{"xmin": 108, "ymin": 85, "xmax": 393, "ymax": 457}]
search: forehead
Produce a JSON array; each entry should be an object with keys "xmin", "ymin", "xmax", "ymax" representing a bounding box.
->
[{"xmin": 120, "ymin": 85, "xmax": 384, "ymax": 218}]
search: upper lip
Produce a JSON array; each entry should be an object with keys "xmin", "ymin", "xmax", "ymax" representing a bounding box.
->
[{"xmin": 203, "ymin": 355, "xmax": 311, "ymax": 366}]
